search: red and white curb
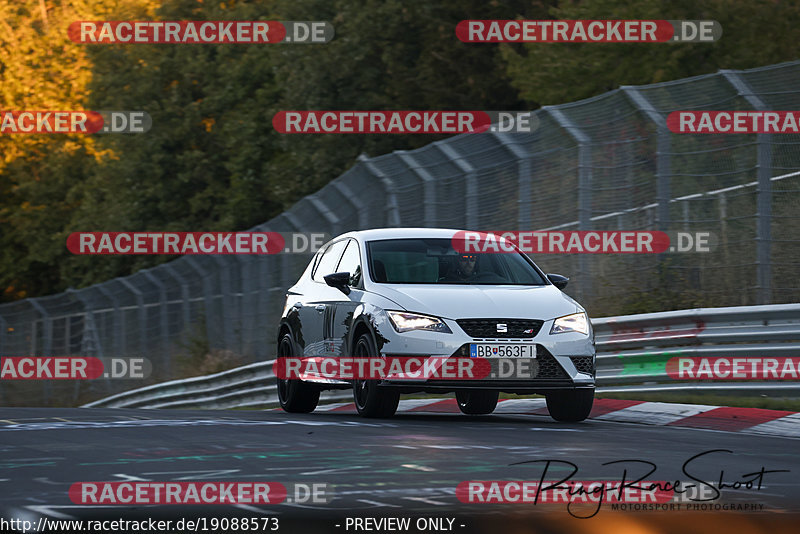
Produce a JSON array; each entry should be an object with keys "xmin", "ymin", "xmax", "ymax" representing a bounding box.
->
[{"xmin": 310, "ymin": 398, "xmax": 800, "ymax": 439}]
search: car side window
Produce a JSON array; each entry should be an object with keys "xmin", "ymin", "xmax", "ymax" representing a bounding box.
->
[
  {"xmin": 312, "ymin": 240, "xmax": 348, "ymax": 282},
  {"xmin": 336, "ymin": 239, "xmax": 362, "ymax": 287}
]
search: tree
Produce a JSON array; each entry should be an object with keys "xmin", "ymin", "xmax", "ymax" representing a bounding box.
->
[{"xmin": 501, "ymin": 0, "xmax": 800, "ymax": 105}]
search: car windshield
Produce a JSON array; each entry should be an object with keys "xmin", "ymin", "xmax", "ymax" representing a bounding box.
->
[{"xmin": 367, "ymin": 238, "xmax": 548, "ymax": 285}]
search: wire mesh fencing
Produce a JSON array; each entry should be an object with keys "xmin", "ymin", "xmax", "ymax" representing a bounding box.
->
[{"xmin": 2, "ymin": 60, "xmax": 800, "ymax": 406}]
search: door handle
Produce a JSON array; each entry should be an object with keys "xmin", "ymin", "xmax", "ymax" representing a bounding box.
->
[{"xmin": 315, "ymin": 304, "xmax": 326, "ymax": 312}]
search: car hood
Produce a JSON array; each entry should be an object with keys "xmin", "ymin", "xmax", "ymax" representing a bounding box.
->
[{"xmin": 373, "ymin": 284, "xmax": 581, "ymax": 321}]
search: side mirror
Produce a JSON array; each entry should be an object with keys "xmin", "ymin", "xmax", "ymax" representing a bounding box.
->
[
  {"xmin": 324, "ymin": 272, "xmax": 351, "ymax": 295},
  {"xmin": 546, "ymin": 273, "xmax": 569, "ymax": 290}
]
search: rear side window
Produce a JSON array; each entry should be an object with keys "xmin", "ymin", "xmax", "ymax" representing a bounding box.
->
[{"xmin": 313, "ymin": 240, "xmax": 348, "ymax": 282}]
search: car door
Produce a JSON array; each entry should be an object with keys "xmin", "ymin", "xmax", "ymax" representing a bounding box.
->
[
  {"xmin": 305, "ymin": 239, "xmax": 349, "ymax": 357},
  {"xmin": 329, "ymin": 238, "xmax": 365, "ymax": 357}
]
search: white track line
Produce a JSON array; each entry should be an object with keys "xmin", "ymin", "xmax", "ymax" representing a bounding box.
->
[{"xmin": 593, "ymin": 401, "xmax": 718, "ymax": 425}]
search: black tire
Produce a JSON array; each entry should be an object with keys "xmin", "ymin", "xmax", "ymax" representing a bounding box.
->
[
  {"xmin": 545, "ymin": 388, "xmax": 594, "ymax": 422},
  {"xmin": 353, "ymin": 333, "xmax": 399, "ymax": 418},
  {"xmin": 456, "ymin": 390, "xmax": 499, "ymax": 415},
  {"xmin": 277, "ymin": 333, "xmax": 320, "ymax": 413}
]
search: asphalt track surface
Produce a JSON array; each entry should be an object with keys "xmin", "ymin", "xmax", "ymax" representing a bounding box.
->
[{"xmin": 1, "ymin": 406, "xmax": 799, "ymax": 533}]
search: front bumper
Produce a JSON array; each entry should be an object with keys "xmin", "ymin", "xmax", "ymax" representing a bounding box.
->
[{"xmin": 371, "ymin": 313, "xmax": 595, "ymax": 391}]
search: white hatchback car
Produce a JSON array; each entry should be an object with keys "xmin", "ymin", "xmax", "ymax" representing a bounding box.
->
[{"xmin": 277, "ymin": 228, "xmax": 595, "ymax": 419}]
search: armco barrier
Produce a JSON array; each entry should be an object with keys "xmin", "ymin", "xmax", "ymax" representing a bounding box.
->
[{"xmin": 84, "ymin": 303, "xmax": 800, "ymax": 409}]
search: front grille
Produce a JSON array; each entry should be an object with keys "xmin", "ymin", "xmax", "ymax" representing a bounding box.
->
[
  {"xmin": 456, "ymin": 318, "xmax": 543, "ymax": 338},
  {"xmin": 570, "ymin": 356, "xmax": 595, "ymax": 375}
]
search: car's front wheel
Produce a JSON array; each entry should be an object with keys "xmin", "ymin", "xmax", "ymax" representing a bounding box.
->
[
  {"xmin": 545, "ymin": 388, "xmax": 594, "ymax": 422},
  {"xmin": 277, "ymin": 333, "xmax": 320, "ymax": 413},
  {"xmin": 353, "ymin": 333, "xmax": 400, "ymax": 418},
  {"xmin": 456, "ymin": 390, "xmax": 499, "ymax": 415}
]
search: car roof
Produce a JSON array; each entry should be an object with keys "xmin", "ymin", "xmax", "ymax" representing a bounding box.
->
[{"xmin": 334, "ymin": 228, "xmax": 464, "ymax": 242}]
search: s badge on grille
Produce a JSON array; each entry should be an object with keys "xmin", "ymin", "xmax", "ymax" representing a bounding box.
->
[{"xmin": 496, "ymin": 323, "xmax": 507, "ymax": 333}]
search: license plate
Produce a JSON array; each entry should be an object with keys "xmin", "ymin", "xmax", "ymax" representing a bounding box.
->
[{"xmin": 470, "ymin": 344, "xmax": 536, "ymax": 358}]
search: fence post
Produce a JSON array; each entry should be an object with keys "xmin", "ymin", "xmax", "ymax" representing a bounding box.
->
[
  {"xmin": 66, "ymin": 288, "xmax": 103, "ymax": 358},
  {"xmin": 118, "ymin": 278, "xmax": 147, "ymax": 361},
  {"xmin": 493, "ymin": 131, "xmax": 533, "ymax": 230},
  {"xmin": 96, "ymin": 283, "xmax": 124, "ymax": 357},
  {"xmin": 621, "ymin": 86, "xmax": 671, "ymax": 230},
  {"xmin": 184, "ymin": 256, "xmax": 214, "ymax": 351},
  {"xmin": 272, "ymin": 213, "xmax": 304, "ymax": 306},
  {"xmin": 306, "ymin": 195, "xmax": 341, "ymax": 236},
  {"xmin": 721, "ymin": 69, "xmax": 773, "ymax": 304},
  {"xmin": 436, "ymin": 141, "xmax": 477, "ymax": 229},
  {"xmin": 239, "ymin": 255, "xmax": 257, "ymax": 361},
  {"xmin": 142, "ymin": 269, "xmax": 171, "ymax": 376},
  {"xmin": 397, "ymin": 151, "xmax": 437, "ymax": 227},
  {"xmin": 67, "ymin": 287, "xmax": 109, "ymax": 400},
  {"xmin": 28, "ymin": 298, "xmax": 52, "ymax": 356},
  {"xmin": 358, "ymin": 154, "xmax": 401, "ymax": 227},
  {"xmin": 162, "ymin": 262, "xmax": 191, "ymax": 346},
  {"xmin": 332, "ymin": 181, "xmax": 369, "ymax": 229},
  {"xmin": 0, "ymin": 312, "xmax": 7, "ymax": 404},
  {"xmin": 544, "ymin": 106, "xmax": 592, "ymax": 301},
  {"xmin": 208, "ymin": 255, "xmax": 237, "ymax": 355},
  {"xmin": 0, "ymin": 312, "xmax": 7, "ymax": 355},
  {"xmin": 28, "ymin": 298, "xmax": 53, "ymax": 402}
]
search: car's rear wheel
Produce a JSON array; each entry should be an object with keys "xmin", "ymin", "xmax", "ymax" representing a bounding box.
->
[
  {"xmin": 545, "ymin": 388, "xmax": 594, "ymax": 422},
  {"xmin": 353, "ymin": 333, "xmax": 399, "ymax": 418},
  {"xmin": 277, "ymin": 333, "xmax": 320, "ymax": 413},
  {"xmin": 456, "ymin": 390, "xmax": 499, "ymax": 415}
]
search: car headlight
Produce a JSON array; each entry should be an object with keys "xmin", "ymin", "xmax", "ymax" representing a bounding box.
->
[
  {"xmin": 386, "ymin": 311, "xmax": 452, "ymax": 334},
  {"xmin": 550, "ymin": 312, "xmax": 589, "ymax": 335}
]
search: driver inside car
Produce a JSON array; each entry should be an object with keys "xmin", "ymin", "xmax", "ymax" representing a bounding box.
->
[{"xmin": 439, "ymin": 253, "xmax": 479, "ymax": 282}]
